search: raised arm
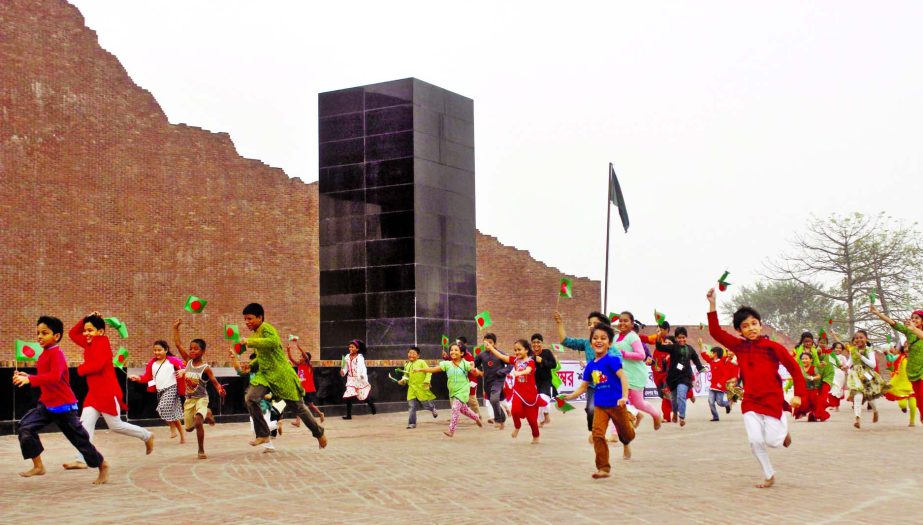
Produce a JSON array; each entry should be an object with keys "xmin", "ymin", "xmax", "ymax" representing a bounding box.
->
[
  {"xmin": 553, "ymin": 311, "xmax": 567, "ymax": 341},
  {"xmin": 69, "ymin": 319, "xmax": 90, "ymax": 350},
  {"xmin": 486, "ymin": 341, "xmax": 511, "ymax": 364},
  {"xmin": 172, "ymin": 318, "xmax": 190, "ymax": 361},
  {"xmin": 707, "ymin": 289, "xmax": 742, "ymax": 350},
  {"xmin": 415, "ymin": 365, "xmax": 442, "ymax": 374},
  {"xmin": 873, "ymin": 305, "xmax": 923, "ymax": 340}
]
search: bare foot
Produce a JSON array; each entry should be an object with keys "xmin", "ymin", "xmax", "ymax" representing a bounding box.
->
[
  {"xmin": 145, "ymin": 435, "xmax": 155, "ymax": 455},
  {"xmin": 92, "ymin": 461, "xmax": 109, "ymax": 485},
  {"xmin": 783, "ymin": 433, "xmax": 792, "ymax": 448},
  {"xmin": 197, "ymin": 452, "xmax": 207, "ymax": 459},
  {"xmin": 854, "ymin": 417, "xmax": 861, "ymax": 429},
  {"xmin": 679, "ymin": 417, "xmax": 686, "ymax": 427},
  {"xmin": 317, "ymin": 434, "xmax": 328, "ymax": 449},
  {"xmin": 591, "ymin": 470, "xmax": 611, "ymax": 479},
  {"xmin": 205, "ymin": 411, "xmax": 216, "ymax": 426},
  {"xmin": 511, "ymin": 428, "xmax": 520, "ymax": 438},
  {"xmin": 277, "ymin": 425, "xmax": 283, "ymax": 436},
  {"xmin": 755, "ymin": 476, "xmax": 775, "ymax": 489},
  {"xmin": 531, "ymin": 437, "xmax": 540, "ymax": 444},
  {"xmin": 498, "ymin": 421, "xmax": 505, "ymax": 430},
  {"xmin": 170, "ymin": 432, "xmax": 177, "ymax": 439},
  {"xmin": 262, "ymin": 447, "xmax": 275, "ymax": 453},
  {"xmin": 587, "ymin": 433, "xmax": 594, "ymax": 444},
  {"xmin": 179, "ymin": 436, "xmax": 186, "ymax": 444},
  {"xmin": 291, "ymin": 419, "xmax": 301, "ymax": 427},
  {"xmin": 319, "ymin": 412, "xmax": 326, "ymax": 423},
  {"xmin": 873, "ymin": 411, "xmax": 879, "ymax": 423},
  {"xmin": 623, "ymin": 444, "xmax": 632, "ymax": 460},
  {"xmin": 19, "ymin": 466, "xmax": 46, "ymax": 478},
  {"xmin": 654, "ymin": 416, "xmax": 663, "ymax": 431},
  {"xmin": 442, "ymin": 431, "xmax": 454, "ymax": 438},
  {"xmin": 249, "ymin": 436, "xmax": 271, "ymax": 446},
  {"xmin": 476, "ymin": 417, "xmax": 483, "ymax": 428},
  {"xmin": 62, "ymin": 461, "xmax": 88, "ymax": 470},
  {"xmin": 633, "ymin": 412, "xmax": 643, "ymax": 429}
]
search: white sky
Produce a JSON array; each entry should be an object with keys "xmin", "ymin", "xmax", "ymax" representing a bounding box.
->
[{"xmin": 71, "ymin": 0, "xmax": 923, "ymax": 325}]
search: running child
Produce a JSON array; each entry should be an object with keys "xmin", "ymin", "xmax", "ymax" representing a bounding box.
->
[
  {"xmin": 287, "ymin": 340, "xmax": 324, "ymax": 423},
  {"xmin": 707, "ymin": 289, "xmax": 806, "ymax": 489},
  {"xmin": 398, "ymin": 346, "xmax": 438, "ymax": 429},
  {"xmin": 485, "ymin": 339, "xmax": 546, "ymax": 444},
  {"xmin": 174, "ymin": 327, "xmax": 226, "ymax": 459},
  {"xmin": 870, "ymin": 305, "xmax": 923, "ymax": 424},
  {"xmin": 415, "ymin": 343, "xmax": 483, "ymax": 437},
  {"xmin": 13, "ymin": 316, "xmax": 109, "ymax": 484},
  {"xmin": 128, "ymin": 340, "xmax": 186, "ymax": 443}
]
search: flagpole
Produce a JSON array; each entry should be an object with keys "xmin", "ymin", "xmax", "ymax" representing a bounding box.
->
[{"xmin": 603, "ymin": 164, "xmax": 612, "ymax": 313}]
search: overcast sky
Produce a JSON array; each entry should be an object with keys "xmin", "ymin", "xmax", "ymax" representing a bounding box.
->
[{"xmin": 71, "ymin": 1, "xmax": 923, "ymax": 325}]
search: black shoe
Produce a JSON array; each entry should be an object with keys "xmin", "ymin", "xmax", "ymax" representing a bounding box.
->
[
  {"xmin": 369, "ymin": 404, "xmax": 377, "ymax": 415},
  {"xmin": 342, "ymin": 415, "xmax": 352, "ymax": 420},
  {"xmin": 710, "ymin": 418, "xmax": 719, "ymax": 422},
  {"xmin": 726, "ymin": 405, "xmax": 732, "ymax": 414},
  {"xmin": 270, "ymin": 429, "xmax": 278, "ymax": 437}
]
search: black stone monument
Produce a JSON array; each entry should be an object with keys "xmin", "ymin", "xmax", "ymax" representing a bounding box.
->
[{"xmin": 318, "ymin": 78, "xmax": 477, "ymax": 360}]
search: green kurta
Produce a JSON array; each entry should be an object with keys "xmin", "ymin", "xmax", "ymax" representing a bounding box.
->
[
  {"xmin": 401, "ymin": 359, "xmax": 437, "ymax": 401},
  {"xmin": 895, "ymin": 323, "xmax": 923, "ymax": 381},
  {"xmin": 247, "ymin": 321, "xmax": 305, "ymax": 401}
]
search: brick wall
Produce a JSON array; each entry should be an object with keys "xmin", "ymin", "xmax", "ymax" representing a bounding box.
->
[{"xmin": 0, "ymin": 0, "xmax": 601, "ymax": 367}]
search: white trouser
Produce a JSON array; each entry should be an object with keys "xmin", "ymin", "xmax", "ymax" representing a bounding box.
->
[
  {"xmin": 743, "ymin": 411, "xmax": 788, "ymax": 480},
  {"xmin": 853, "ymin": 393, "xmax": 877, "ymax": 418},
  {"xmin": 76, "ymin": 399, "xmax": 152, "ymax": 462},
  {"xmin": 249, "ymin": 411, "xmax": 277, "ymax": 449}
]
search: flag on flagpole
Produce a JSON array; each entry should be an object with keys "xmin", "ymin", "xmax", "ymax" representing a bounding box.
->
[
  {"xmin": 15, "ymin": 340, "xmax": 42, "ymax": 361},
  {"xmin": 717, "ymin": 270, "xmax": 731, "ymax": 292},
  {"xmin": 475, "ymin": 311, "xmax": 493, "ymax": 330},
  {"xmin": 441, "ymin": 335, "xmax": 450, "ymax": 348},
  {"xmin": 225, "ymin": 324, "xmax": 240, "ymax": 341},
  {"xmin": 184, "ymin": 295, "xmax": 207, "ymax": 313},
  {"xmin": 608, "ymin": 163, "xmax": 630, "ymax": 233}
]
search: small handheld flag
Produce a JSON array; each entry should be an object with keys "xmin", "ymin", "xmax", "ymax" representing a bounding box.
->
[
  {"xmin": 828, "ymin": 318, "xmax": 833, "ymax": 325},
  {"xmin": 233, "ymin": 341, "xmax": 247, "ymax": 355},
  {"xmin": 105, "ymin": 317, "xmax": 128, "ymax": 338},
  {"xmin": 717, "ymin": 270, "xmax": 731, "ymax": 292},
  {"xmin": 550, "ymin": 343, "xmax": 564, "ymax": 353},
  {"xmin": 441, "ymin": 335, "xmax": 450, "ymax": 348},
  {"xmin": 15, "ymin": 340, "xmax": 42, "ymax": 361},
  {"xmin": 654, "ymin": 309, "xmax": 666, "ymax": 325},
  {"xmin": 225, "ymin": 324, "xmax": 240, "ymax": 341},
  {"xmin": 608, "ymin": 312, "xmax": 619, "ymax": 323},
  {"xmin": 288, "ymin": 335, "xmax": 299, "ymax": 342},
  {"xmin": 474, "ymin": 345, "xmax": 484, "ymax": 355},
  {"xmin": 475, "ymin": 311, "xmax": 493, "ymax": 330},
  {"xmin": 113, "ymin": 347, "xmax": 129, "ymax": 369},
  {"xmin": 559, "ymin": 278, "xmax": 573, "ymax": 298},
  {"xmin": 869, "ymin": 291, "xmax": 876, "ymax": 304},
  {"xmin": 551, "ymin": 360, "xmax": 563, "ymax": 390},
  {"xmin": 184, "ymin": 295, "xmax": 207, "ymax": 314},
  {"xmin": 554, "ymin": 396, "xmax": 576, "ymax": 413},
  {"xmin": 388, "ymin": 373, "xmax": 402, "ymax": 383}
]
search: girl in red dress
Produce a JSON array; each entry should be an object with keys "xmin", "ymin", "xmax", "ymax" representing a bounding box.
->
[{"xmin": 486, "ymin": 339, "xmax": 546, "ymax": 444}]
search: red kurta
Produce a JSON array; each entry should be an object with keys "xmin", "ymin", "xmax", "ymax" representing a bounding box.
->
[
  {"xmin": 707, "ymin": 311, "xmax": 807, "ymax": 419},
  {"xmin": 27, "ymin": 345, "xmax": 78, "ymax": 408},
  {"xmin": 70, "ymin": 320, "xmax": 126, "ymax": 415},
  {"xmin": 701, "ymin": 352, "xmax": 736, "ymax": 391}
]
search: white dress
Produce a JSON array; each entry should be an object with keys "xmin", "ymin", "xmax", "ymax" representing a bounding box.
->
[{"xmin": 343, "ymin": 354, "xmax": 372, "ymax": 400}]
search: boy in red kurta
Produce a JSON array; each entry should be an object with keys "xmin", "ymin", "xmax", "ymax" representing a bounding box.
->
[
  {"xmin": 13, "ymin": 316, "xmax": 109, "ymax": 484},
  {"xmin": 63, "ymin": 313, "xmax": 154, "ymax": 469},
  {"xmin": 707, "ymin": 289, "xmax": 807, "ymax": 489},
  {"xmin": 700, "ymin": 344, "xmax": 734, "ymax": 421}
]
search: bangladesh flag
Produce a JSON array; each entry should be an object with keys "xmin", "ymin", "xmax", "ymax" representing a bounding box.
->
[
  {"xmin": 551, "ymin": 359, "xmax": 563, "ymax": 390},
  {"xmin": 717, "ymin": 270, "xmax": 731, "ymax": 292},
  {"xmin": 184, "ymin": 295, "xmax": 207, "ymax": 314},
  {"xmin": 15, "ymin": 340, "xmax": 43, "ymax": 361},
  {"xmin": 225, "ymin": 324, "xmax": 240, "ymax": 341},
  {"xmin": 550, "ymin": 343, "xmax": 564, "ymax": 353},
  {"xmin": 441, "ymin": 335, "xmax": 450, "ymax": 348},
  {"xmin": 113, "ymin": 347, "xmax": 129, "ymax": 369},
  {"xmin": 475, "ymin": 311, "xmax": 493, "ymax": 330},
  {"xmin": 559, "ymin": 278, "xmax": 573, "ymax": 298},
  {"xmin": 474, "ymin": 345, "xmax": 484, "ymax": 355},
  {"xmin": 608, "ymin": 163, "xmax": 630, "ymax": 233},
  {"xmin": 388, "ymin": 372, "xmax": 401, "ymax": 383},
  {"xmin": 105, "ymin": 317, "xmax": 129, "ymax": 339},
  {"xmin": 870, "ymin": 290, "xmax": 877, "ymax": 304},
  {"xmin": 608, "ymin": 312, "xmax": 619, "ymax": 323},
  {"xmin": 654, "ymin": 309, "xmax": 667, "ymax": 325},
  {"xmin": 554, "ymin": 396, "xmax": 575, "ymax": 413}
]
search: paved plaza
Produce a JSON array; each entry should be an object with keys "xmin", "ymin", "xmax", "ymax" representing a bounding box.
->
[{"xmin": 1, "ymin": 399, "xmax": 920, "ymax": 524}]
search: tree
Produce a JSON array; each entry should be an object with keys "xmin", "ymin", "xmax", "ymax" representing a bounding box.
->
[
  {"xmin": 764, "ymin": 212, "xmax": 923, "ymax": 342},
  {"xmin": 721, "ymin": 280, "xmax": 845, "ymax": 341}
]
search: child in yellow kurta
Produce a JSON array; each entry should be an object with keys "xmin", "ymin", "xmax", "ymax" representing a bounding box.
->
[
  {"xmin": 885, "ymin": 347, "xmax": 916, "ymax": 426},
  {"xmin": 399, "ymin": 346, "xmax": 439, "ymax": 428}
]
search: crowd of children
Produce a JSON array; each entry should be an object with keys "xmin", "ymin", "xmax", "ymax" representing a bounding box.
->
[{"xmin": 11, "ymin": 295, "xmax": 922, "ymax": 490}]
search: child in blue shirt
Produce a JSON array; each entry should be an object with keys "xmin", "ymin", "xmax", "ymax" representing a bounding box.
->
[{"xmin": 561, "ymin": 323, "xmax": 634, "ymax": 479}]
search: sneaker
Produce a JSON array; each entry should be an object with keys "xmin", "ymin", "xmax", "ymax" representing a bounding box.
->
[
  {"xmin": 406, "ymin": 424, "xmax": 416, "ymax": 429},
  {"xmin": 342, "ymin": 415, "xmax": 352, "ymax": 420}
]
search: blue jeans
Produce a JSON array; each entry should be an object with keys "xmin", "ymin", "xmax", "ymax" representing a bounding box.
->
[
  {"xmin": 708, "ymin": 389, "xmax": 729, "ymax": 420},
  {"xmin": 407, "ymin": 399, "xmax": 437, "ymax": 426},
  {"xmin": 672, "ymin": 384, "xmax": 690, "ymax": 419},
  {"xmin": 585, "ymin": 387, "xmax": 596, "ymax": 431}
]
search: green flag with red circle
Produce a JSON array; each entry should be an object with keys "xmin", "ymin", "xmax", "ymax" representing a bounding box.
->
[
  {"xmin": 113, "ymin": 347, "xmax": 129, "ymax": 369},
  {"xmin": 184, "ymin": 295, "xmax": 207, "ymax": 314},
  {"xmin": 559, "ymin": 278, "xmax": 573, "ymax": 298},
  {"xmin": 475, "ymin": 311, "xmax": 493, "ymax": 330},
  {"xmin": 15, "ymin": 340, "xmax": 43, "ymax": 361},
  {"xmin": 225, "ymin": 324, "xmax": 240, "ymax": 341}
]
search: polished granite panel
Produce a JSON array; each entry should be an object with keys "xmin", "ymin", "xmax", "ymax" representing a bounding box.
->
[
  {"xmin": 318, "ymin": 86, "xmax": 363, "ymax": 117},
  {"xmin": 319, "ymin": 164, "xmax": 364, "ymax": 194},
  {"xmin": 366, "ymin": 157, "xmax": 414, "ymax": 188},
  {"xmin": 319, "ymin": 112, "xmax": 363, "ymax": 143},
  {"xmin": 365, "ymin": 79, "xmax": 413, "ymax": 110},
  {"xmin": 319, "ymin": 241, "xmax": 366, "ymax": 271},
  {"xmin": 320, "ymin": 320, "xmax": 367, "ymax": 348},
  {"xmin": 416, "ymin": 318, "xmax": 449, "ymax": 347},
  {"xmin": 320, "ymin": 215, "xmax": 366, "ymax": 246},
  {"xmin": 320, "ymin": 268, "xmax": 366, "ymax": 296},
  {"xmin": 447, "ymin": 294, "xmax": 477, "ymax": 321},
  {"xmin": 366, "ymin": 184, "xmax": 414, "ymax": 214},
  {"xmin": 366, "ymin": 291, "xmax": 415, "ymax": 319},
  {"xmin": 320, "ymin": 293, "xmax": 366, "ymax": 321},
  {"xmin": 366, "ymin": 105, "xmax": 413, "ymax": 136},
  {"xmin": 366, "ymin": 131, "xmax": 413, "ymax": 162},
  {"xmin": 366, "ymin": 211, "xmax": 414, "ymax": 241},
  {"xmin": 367, "ymin": 264, "xmax": 415, "ymax": 292},
  {"xmin": 319, "ymin": 137, "xmax": 364, "ymax": 168},
  {"xmin": 447, "ymin": 269, "xmax": 476, "ymax": 295},
  {"xmin": 367, "ymin": 318, "xmax": 416, "ymax": 346},
  {"xmin": 414, "ymin": 291, "xmax": 447, "ymax": 319},
  {"xmin": 415, "ymin": 264, "xmax": 447, "ymax": 293},
  {"xmin": 366, "ymin": 237, "xmax": 414, "ymax": 266}
]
